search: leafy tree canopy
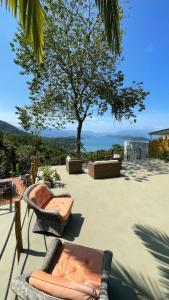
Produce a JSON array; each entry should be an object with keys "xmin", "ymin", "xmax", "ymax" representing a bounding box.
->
[
  {"xmin": 12, "ymin": 0, "xmax": 149, "ymax": 155},
  {"xmin": 1, "ymin": 0, "xmax": 121, "ymax": 61}
]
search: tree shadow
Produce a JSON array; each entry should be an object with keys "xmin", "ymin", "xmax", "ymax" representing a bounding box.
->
[
  {"xmin": 109, "ymin": 261, "xmax": 164, "ymax": 300},
  {"xmin": 122, "ymin": 160, "xmax": 169, "ymax": 182},
  {"xmin": 62, "ymin": 213, "xmax": 84, "ymax": 241},
  {"xmin": 133, "ymin": 224, "xmax": 169, "ymax": 297}
]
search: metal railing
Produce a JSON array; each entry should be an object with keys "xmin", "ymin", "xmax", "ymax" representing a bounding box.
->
[{"xmin": 0, "ymin": 156, "xmax": 39, "ymax": 299}]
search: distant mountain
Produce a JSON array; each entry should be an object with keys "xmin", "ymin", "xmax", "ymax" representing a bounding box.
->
[
  {"xmin": 40, "ymin": 128, "xmax": 149, "ymax": 138},
  {"xmin": 40, "ymin": 128, "xmax": 99, "ymax": 138},
  {"xmin": 120, "ymin": 136, "xmax": 149, "ymax": 141},
  {"xmin": 0, "ymin": 120, "xmax": 26, "ymax": 135},
  {"xmin": 0, "ymin": 120, "xmax": 150, "ymax": 139}
]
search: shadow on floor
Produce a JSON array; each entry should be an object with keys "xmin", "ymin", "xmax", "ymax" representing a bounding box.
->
[
  {"xmin": 63, "ymin": 213, "xmax": 84, "ymax": 241},
  {"xmin": 22, "ymin": 248, "xmax": 46, "ymax": 257},
  {"xmin": 133, "ymin": 224, "xmax": 169, "ymax": 297},
  {"xmin": 122, "ymin": 160, "xmax": 169, "ymax": 182},
  {"xmin": 109, "ymin": 261, "xmax": 165, "ymax": 300},
  {"xmin": 53, "ymin": 181, "xmax": 66, "ymax": 188}
]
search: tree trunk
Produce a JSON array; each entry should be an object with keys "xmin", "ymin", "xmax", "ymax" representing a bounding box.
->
[{"xmin": 76, "ymin": 121, "xmax": 83, "ymax": 157}]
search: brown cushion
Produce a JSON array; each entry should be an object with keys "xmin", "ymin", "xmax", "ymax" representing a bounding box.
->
[
  {"xmin": 52, "ymin": 242, "xmax": 103, "ymax": 295},
  {"xmin": 29, "ymin": 269, "xmax": 97, "ymax": 300},
  {"xmin": 43, "ymin": 197, "xmax": 73, "ymax": 220},
  {"xmin": 29, "ymin": 184, "xmax": 52, "ymax": 208}
]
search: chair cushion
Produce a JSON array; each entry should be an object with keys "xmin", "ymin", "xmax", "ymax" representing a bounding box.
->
[
  {"xmin": 29, "ymin": 184, "xmax": 52, "ymax": 208},
  {"xmin": 29, "ymin": 242, "xmax": 103, "ymax": 300},
  {"xmin": 43, "ymin": 197, "xmax": 73, "ymax": 220},
  {"xmin": 94, "ymin": 160, "xmax": 119, "ymax": 165},
  {"xmin": 52, "ymin": 242, "xmax": 103, "ymax": 295},
  {"xmin": 29, "ymin": 269, "xmax": 97, "ymax": 300}
]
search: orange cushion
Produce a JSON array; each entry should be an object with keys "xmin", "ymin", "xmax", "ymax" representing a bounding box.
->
[
  {"xmin": 43, "ymin": 197, "xmax": 73, "ymax": 221},
  {"xmin": 52, "ymin": 242, "xmax": 103, "ymax": 295},
  {"xmin": 29, "ymin": 269, "xmax": 97, "ymax": 300},
  {"xmin": 29, "ymin": 184, "xmax": 52, "ymax": 208}
]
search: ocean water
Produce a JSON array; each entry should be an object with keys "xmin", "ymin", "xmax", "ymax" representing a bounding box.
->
[{"xmin": 82, "ymin": 136, "xmax": 124, "ymax": 151}]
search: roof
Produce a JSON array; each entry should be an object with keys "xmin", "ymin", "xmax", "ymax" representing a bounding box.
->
[{"xmin": 149, "ymin": 128, "xmax": 169, "ymax": 136}]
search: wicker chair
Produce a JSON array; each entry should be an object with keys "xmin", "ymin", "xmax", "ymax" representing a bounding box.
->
[
  {"xmin": 24, "ymin": 183, "xmax": 73, "ymax": 236},
  {"xmin": 11, "ymin": 239, "xmax": 113, "ymax": 300}
]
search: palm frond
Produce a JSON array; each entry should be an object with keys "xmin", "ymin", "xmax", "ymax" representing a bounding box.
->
[
  {"xmin": 112, "ymin": 261, "xmax": 165, "ymax": 299},
  {"xmin": 133, "ymin": 224, "xmax": 169, "ymax": 296},
  {"xmin": 95, "ymin": 0, "xmax": 121, "ymax": 54},
  {"xmin": 1, "ymin": 0, "xmax": 45, "ymax": 62}
]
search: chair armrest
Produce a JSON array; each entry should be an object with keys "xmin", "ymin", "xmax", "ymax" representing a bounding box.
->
[
  {"xmin": 35, "ymin": 207, "xmax": 61, "ymax": 217},
  {"xmin": 51, "ymin": 193, "xmax": 71, "ymax": 198},
  {"xmin": 42, "ymin": 239, "xmax": 62, "ymax": 272},
  {"xmin": 99, "ymin": 250, "xmax": 113, "ymax": 300},
  {"xmin": 11, "ymin": 274, "xmax": 57, "ymax": 300}
]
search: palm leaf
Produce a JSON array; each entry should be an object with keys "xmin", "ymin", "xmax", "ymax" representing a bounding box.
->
[
  {"xmin": 1, "ymin": 0, "xmax": 45, "ymax": 62},
  {"xmin": 1, "ymin": 0, "xmax": 121, "ymax": 60},
  {"xmin": 95, "ymin": 0, "xmax": 121, "ymax": 54}
]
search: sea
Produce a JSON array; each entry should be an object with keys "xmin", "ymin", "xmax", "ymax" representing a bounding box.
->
[
  {"xmin": 82, "ymin": 136, "xmax": 125, "ymax": 151},
  {"xmin": 82, "ymin": 135, "xmax": 149, "ymax": 151}
]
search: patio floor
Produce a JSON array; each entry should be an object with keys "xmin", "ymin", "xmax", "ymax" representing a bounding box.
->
[{"xmin": 1, "ymin": 159, "xmax": 169, "ymax": 299}]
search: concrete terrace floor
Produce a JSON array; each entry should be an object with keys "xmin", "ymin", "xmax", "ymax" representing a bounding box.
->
[{"xmin": 1, "ymin": 159, "xmax": 169, "ymax": 299}]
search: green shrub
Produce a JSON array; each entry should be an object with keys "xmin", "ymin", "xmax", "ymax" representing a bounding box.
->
[{"xmin": 158, "ymin": 152, "xmax": 169, "ymax": 162}]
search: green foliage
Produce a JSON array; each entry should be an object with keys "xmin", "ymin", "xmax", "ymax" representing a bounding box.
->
[
  {"xmin": 12, "ymin": 0, "xmax": 148, "ymax": 155},
  {"xmin": 82, "ymin": 145, "xmax": 123, "ymax": 161},
  {"xmin": 158, "ymin": 152, "xmax": 169, "ymax": 162},
  {"xmin": 0, "ymin": 149, "xmax": 11, "ymax": 178},
  {"xmin": 0, "ymin": 120, "xmax": 26, "ymax": 135},
  {"xmin": 1, "ymin": 0, "xmax": 45, "ymax": 62},
  {"xmin": 95, "ymin": 0, "xmax": 121, "ymax": 53},
  {"xmin": 2, "ymin": 0, "xmax": 122, "ymax": 62},
  {"xmin": 0, "ymin": 132, "xmax": 76, "ymax": 179},
  {"xmin": 37, "ymin": 166, "xmax": 61, "ymax": 187},
  {"xmin": 15, "ymin": 162, "xmax": 20, "ymax": 175}
]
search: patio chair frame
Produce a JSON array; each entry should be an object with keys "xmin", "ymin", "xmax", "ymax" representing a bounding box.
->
[
  {"xmin": 11, "ymin": 239, "xmax": 113, "ymax": 300},
  {"xmin": 24, "ymin": 183, "xmax": 72, "ymax": 237}
]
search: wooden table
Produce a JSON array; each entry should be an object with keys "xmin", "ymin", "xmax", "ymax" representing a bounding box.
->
[{"xmin": 0, "ymin": 177, "xmax": 26, "ymax": 211}]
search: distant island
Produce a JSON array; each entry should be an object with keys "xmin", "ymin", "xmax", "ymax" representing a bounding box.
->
[{"xmin": 0, "ymin": 120, "xmax": 149, "ymax": 141}]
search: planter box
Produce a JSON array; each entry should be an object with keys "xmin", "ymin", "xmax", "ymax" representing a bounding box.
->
[
  {"xmin": 66, "ymin": 157, "xmax": 82, "ymax": 174},
  {"xmin": 88, "ymin": 160, "xmax": 120, "ymax": 179}
]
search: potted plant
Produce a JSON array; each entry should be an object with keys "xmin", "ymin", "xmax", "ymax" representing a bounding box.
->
[{"xmin": 37, "ymin": 166, "xmax": 61, "ymax": 188}]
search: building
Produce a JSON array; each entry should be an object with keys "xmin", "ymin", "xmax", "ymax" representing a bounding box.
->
[
  {"xmin": 149, "ymin": 128, "xmax": 169, "ymax": 157},
  {"xmin": 124, "ymin": 140, "xmax": 149, "ymax": 161}
]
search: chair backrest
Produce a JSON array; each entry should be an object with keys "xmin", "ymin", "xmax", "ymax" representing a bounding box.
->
[{"xmin": 29, "ymin": 184, "xmax": 52, "ymax": 208}]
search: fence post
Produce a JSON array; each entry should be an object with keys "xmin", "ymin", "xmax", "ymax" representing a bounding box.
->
[
  {"xmin": 31, "ymin": 162, "xmax": 36, "ymax": 184},
  {"xmin": 15, "ymin": 201, "xmax": 23, "ymax": 261},
  {"xmin": 25, "ymin": 174, "xmax": 31, "ymax": 187},
  {"xmin": 25, "ymin": 174, "xmax": 31, "ymax": 215}
]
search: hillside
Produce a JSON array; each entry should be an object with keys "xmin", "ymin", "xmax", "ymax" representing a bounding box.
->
[{"xmin": 0, "ymin": 120, "xmax": 26, "ymax": 135}]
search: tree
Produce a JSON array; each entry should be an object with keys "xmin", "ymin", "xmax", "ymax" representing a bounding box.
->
[
  {"xmin": 12, "ymin": 0, "xmax": 149, "ymax": 156},
  {"xmin": 1, "ymin": 0, "xmax": 121, "ymax": 61}
]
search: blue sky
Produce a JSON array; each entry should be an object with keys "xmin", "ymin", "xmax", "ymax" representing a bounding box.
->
[{"xmin": 0, "ymin": 0, "xmax": 169, "ymax": 134}]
